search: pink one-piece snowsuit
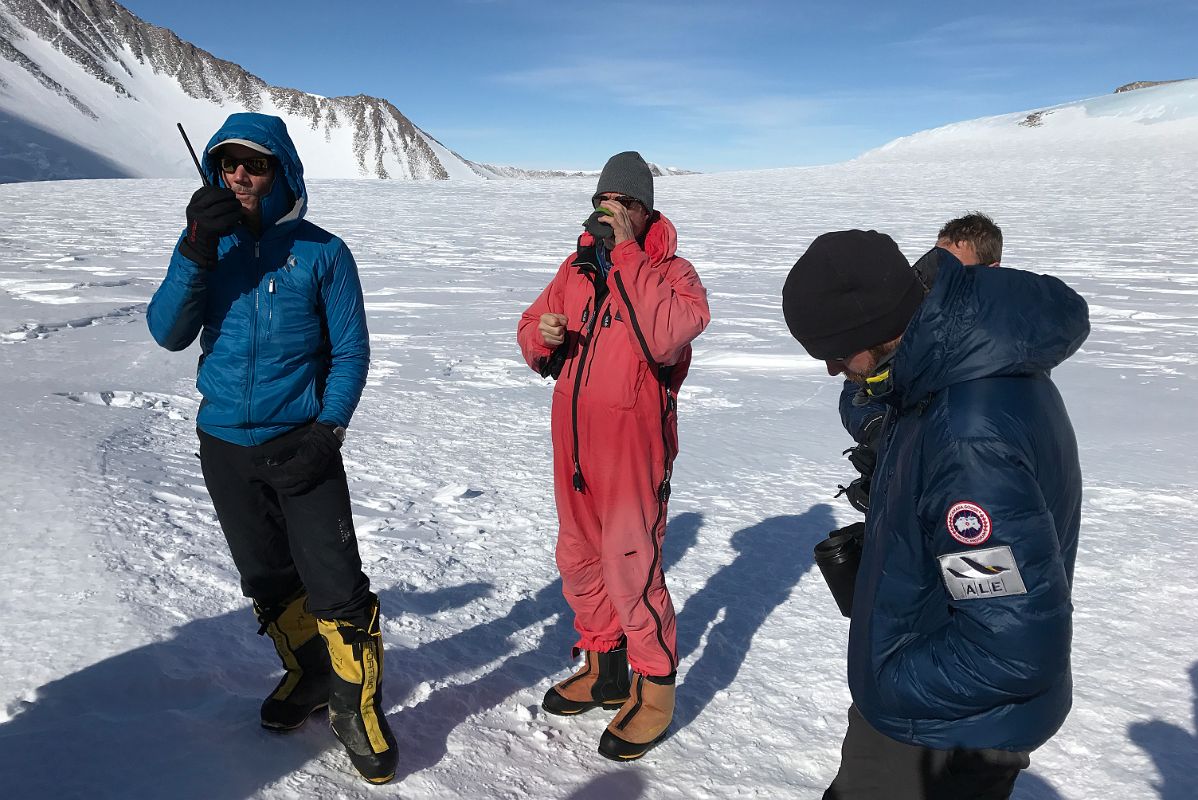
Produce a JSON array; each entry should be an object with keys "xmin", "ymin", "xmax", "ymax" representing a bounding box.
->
[{"xmin": 517, "ymin": 214, "xmax": 709, "ymax": 678}]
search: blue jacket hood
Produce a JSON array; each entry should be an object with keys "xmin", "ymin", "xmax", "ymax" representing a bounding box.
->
[
  {"xmin": 892, "ymin": 252, "xmax": 1090, "ymax": 410},
  {"xmin": 202, "ymin": 113, "xmax": 307, "ymax": 231}
]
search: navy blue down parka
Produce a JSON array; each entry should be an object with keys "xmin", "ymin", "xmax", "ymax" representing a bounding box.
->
[
  {"xmin": 147, "ymin": 114, "xmax": 369, "ymax": 446},
  {"xmin": 849, "ymin": 253, "xmax": 1088, "ymax": 752}
]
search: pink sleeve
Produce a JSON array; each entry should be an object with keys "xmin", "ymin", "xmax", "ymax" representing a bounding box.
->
[
  {"xmin": 517, "ymin": 255, "xmax": 572, "ymax": 372},
  {"xmin": 607, "ymin": 243, "xmax": 710, "ymax": 367}
]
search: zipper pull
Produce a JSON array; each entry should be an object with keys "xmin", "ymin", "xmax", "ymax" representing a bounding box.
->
[
  {"xmin": 255, "ymin": 242, "xmax": 260, "ymax": 258},
  {"xmin": 268, "ymin": 277, "xmax": 275, "ymax": 293}
]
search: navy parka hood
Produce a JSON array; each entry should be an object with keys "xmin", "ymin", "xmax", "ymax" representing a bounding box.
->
[{"xmin": 891, "ymin": 250, "xmax": 1090, "ymax": 409}]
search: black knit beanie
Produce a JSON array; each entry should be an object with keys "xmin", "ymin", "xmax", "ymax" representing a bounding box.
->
[
  {"xmin": 782, "ymin": 230, "xmax": 925, "ymax": 360},
  {"xmin": 593, "ymin": 151, "xmax": 654, "ymax": 211}
]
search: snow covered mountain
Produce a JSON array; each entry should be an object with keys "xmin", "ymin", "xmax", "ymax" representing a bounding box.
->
[
  {"xmin": 859, "ymin": 78, "xmax": 1198, "ymax": 163},
  {"xmin": 0, "ymin": 0, "xmax": 588, "ymax": 183}
]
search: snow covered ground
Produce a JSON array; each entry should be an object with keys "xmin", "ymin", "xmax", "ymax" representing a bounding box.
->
[{"xmin": 0, "ymin": 145, "xmax": 1195, "ymax": 799}]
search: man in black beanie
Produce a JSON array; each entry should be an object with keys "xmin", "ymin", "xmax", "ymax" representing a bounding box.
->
[
  {"xmin": 517, "ymin": 151, "xmax": 709, "ymax": 761},
  {"xmin": 832, "ymin": 216, "xmax": 1005, "ymax": 516},
  {"xmin": 783, "ymin": 230, "xmax": 1089, "ymax": 799}
]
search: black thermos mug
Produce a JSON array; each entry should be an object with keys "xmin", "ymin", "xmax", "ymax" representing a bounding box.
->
[{"xmin": 814, "ymin": 521, "xmax": 865, "ymax": 618}]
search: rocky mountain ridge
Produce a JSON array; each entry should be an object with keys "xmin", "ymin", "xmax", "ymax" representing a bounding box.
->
[{"xmin": 0, "ymin": 0, "xmax": 695, "ymax": 182}]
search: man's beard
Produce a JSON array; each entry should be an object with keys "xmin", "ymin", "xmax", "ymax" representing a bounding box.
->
[
  {"xmin": 846, "ymin": 341, "xmax": 899, "ymax": 385},
  {"xmin": 844, "ymin": 367, "xmax": 872, "ymax": 385}
]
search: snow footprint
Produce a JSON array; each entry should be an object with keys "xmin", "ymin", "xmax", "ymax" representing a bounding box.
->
[
  {"xmin": 56, "ymin": 390, "xmax": 198, "ymax": 420},
  {"xmin": 432, "ymin": 484, "xmax": 485, "ymax": 504}
]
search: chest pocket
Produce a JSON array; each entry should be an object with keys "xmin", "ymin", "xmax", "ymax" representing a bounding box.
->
[
  {"xmin": 267, "ymin": 255, "xmax": 323, "ymax": 349},
  {"xmin": 582, "ymin": 302, "xmax": 649, "ymax": 410}
]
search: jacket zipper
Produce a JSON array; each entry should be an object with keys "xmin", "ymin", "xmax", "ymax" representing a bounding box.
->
[
  {"xmin": 266, "ymin": 276, "xmax": 275, "ymax": 340},
  {"xmin": 569, "ymin": 278, "xmax": 604, "ymax": 491},
  {"xmin": 583, "ymin": 305, "xmax": 611, "ymax": 387},
  {"xmin": 563, "ymin": 299, "xmax": 591, "ymax": 382},
  {"xmin": 246, "ymin": 240, "xmax": 260, "ymax": 444}
]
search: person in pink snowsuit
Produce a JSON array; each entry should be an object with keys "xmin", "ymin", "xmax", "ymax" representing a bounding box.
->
[{"xmin": 517, "ymin": 152, "xmax": 709, "ymax": 761}]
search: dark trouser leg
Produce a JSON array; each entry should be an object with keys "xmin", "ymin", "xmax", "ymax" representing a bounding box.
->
[
  {"xmin": 198, "ymin": 429, "xmax": 302, "ymax": 606},
  {"xmin": 824, "ymin": 706, "xmax": 1028, "ymax": 800},
  {"xmin": 938, "ymin": 748, "xmax": 1029, "ymax": 799},
  {"xmin": 199, "ymin": 425, "xmax": 372, "ymax": 624},
  {"xmin": 251, "ymin": 427, "xmax": 392, "ymax": 782},
  {"xmin": 273, "ymin": 451, "xmax": 372, "ymax": 626}
]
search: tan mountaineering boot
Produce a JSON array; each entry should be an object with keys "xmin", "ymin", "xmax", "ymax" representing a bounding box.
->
[
  {"xmin": 256, "ymin": 592, "xmax": 331, "ymax": 731},
  {"xmin": 598, "ymin": 672, "xmax": 675, "ymax": 761},
  {"xmin": 541, "ymin": 645, "xmax": 632, "ymax": 716},
  {"xmin": 317, "ymin": 597, "xmax": 398, "ymax": 785}
]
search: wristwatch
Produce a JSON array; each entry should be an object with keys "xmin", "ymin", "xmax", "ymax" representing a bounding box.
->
[{"xmin": 318, "ymin": 421, "xmax": 346, "ymax": 444}]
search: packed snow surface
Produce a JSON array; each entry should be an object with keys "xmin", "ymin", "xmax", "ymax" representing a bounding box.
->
[{"xmin": 0, "ymin": 144, "xmax": 1195, "ymax": 799}]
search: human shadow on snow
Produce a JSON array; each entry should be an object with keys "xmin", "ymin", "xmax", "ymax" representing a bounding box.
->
[
  {"xmin": 1010, "ymin": 771, "xmax": 1065, "ymax": 799},
  {"xmin": 0, "ymin": 581, "xmax": 489, "ymax": 800},
  {"xmin": 564, "ymin": 769, "xmax": 646, "ymax": 799},
  {"xmin": 1128, "ymin": 660, "xmax": 1198, "ymax": 800},
  {"xmin": 0, "ymin": 505, "xmax": 1085, "ymax": 799},
  {"xmin": 670, "ymin": 505, "xmax": 835, "ymax": 733},
  {"xmin": 383, "ymin": 511, "xmax": 704, "ymax": 783}
]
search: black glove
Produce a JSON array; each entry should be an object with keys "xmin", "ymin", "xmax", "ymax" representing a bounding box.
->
[
  {"xmin": 836, "ymin": 413, "xmax": 884, "ymax": 513},
  {"xmin": 836, "ymin": 477, "xmax": 872, "ymax": 514},
  {"xmin": 266, "ymin": 423, "xmax": 342, "ymax": 496},
  {"xmin": 844, "ymin": 440, "xmax": 877, "ymax": 476},
  {"xmin": 539, "ymin": 341, "xmax": 569, "ymax": 379},
  {"xmin": 178, "ymin": 186, "xmax": 242, "ymax": 268},
  {"xmin": 583, "ymin": 209, "xmax": 614, "ymax": 241}
]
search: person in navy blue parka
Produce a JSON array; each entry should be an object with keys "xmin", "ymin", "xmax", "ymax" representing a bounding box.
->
[
  {"xmin": 783, "ymin": 230, "xmax": 1088, "ymax": 800},
  {"xmin": 148, "ymin": 113, "xmax": 396, "ymax": 784}
]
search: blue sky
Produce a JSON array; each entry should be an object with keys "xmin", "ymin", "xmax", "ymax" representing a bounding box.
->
[{"xmin": 122, "ymin": 0, "xmax": 1196, "ymax": 172}]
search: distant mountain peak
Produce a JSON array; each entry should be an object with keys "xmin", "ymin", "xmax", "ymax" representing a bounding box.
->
[
  {"xmin": 0, "ymin": 0, "xmax": 693, "ymax": 183},
  {"xmin": 1115, "ymin": 79, "xmax": 1190, "ymax": 94},
  {"xmin": 0, "ymin": 0, "xmax": 473, "ymax": 181}
]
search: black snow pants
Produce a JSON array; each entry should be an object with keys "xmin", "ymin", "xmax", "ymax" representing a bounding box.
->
[
  {"xmin": 198, "ymin": 425, "xmax": 373, "ymax": 626},
  {"xmin": 824, "ymin": 705, "xmax": 1030, "ymax": 800}
]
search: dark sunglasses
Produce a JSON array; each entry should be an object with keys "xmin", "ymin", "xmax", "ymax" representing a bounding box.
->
[
  {"xmin": 219, "ymin": 155, "xmax": 273, "ymax": 176},
  {"xmin": 592, "ymin": 194, "xmax": 643, "ymax": 211}
]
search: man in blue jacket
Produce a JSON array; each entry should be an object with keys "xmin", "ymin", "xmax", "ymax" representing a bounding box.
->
[
  {"xmin": 782, "ymin": 230, "xmax": 1087, "ymax": 799},
  {"xmin": 148, "ymin": 113, "xmax": 396, "ymax": 784}
]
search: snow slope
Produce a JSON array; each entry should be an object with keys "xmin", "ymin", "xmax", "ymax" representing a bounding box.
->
[
  {"xmin": 859, "ymin": 78, "xmax": 1198, "ymax": 163},
  {"xmin": 0, "ymin": 143, "xmax": 1195, "ymax": 797}
]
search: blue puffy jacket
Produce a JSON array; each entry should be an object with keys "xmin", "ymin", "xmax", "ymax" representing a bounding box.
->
[
  {"xmin": 848, "ymin": 255, "xmax": 1088, "ymax": 752},
  {"xmin": 147, "ymin": 114, "xmax": 369, "ymax": 446}
]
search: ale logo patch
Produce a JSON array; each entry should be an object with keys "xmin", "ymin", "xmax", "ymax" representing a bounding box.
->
[
  {"xmin": 946, "ymin": 501, "xmax": 992, "ymax": 545},
  {"xmin": 938, "ymin": 546, "xmax": 1027, "ymax": 601}
]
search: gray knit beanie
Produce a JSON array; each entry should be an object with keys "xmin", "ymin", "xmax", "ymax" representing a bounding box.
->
[{"xmin": 593, "ymin": 151, "xmax": 654, "ymax": 211}]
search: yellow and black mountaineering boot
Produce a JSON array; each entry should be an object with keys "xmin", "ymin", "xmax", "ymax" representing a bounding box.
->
[
  {"xmin": 255, "ymin": 592, "xmax": 331, "ymax": 731},
  {"xmin": 541, "ymin": 644, "xmax": 631, "ymax": 716},
  {"xmin": 317, "ymin": 598, "xmax": 398, "ymax": 785},
  {"xmin": 598, "ymin": 672, "xmax": 675, "ymax": 761}
]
